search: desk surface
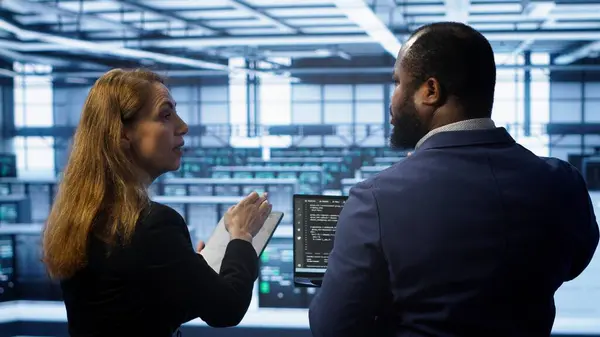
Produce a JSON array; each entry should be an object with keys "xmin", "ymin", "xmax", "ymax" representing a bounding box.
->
[
  {"xmin": 152, "ymin": 195, "xmax": 243, "ymax": 204},
  {"xmin": 341, "ymin": 178, "xmax": 363, "ymax": 185},
  {"xmin": 0, "ymin": 301, "xmax": 598, "ymax": 333},
  {"xmin": 0, "ymin": 223, "xmax": 44, "ymax": 234},
  {"xmin": 0, "ymin": 194, "xmax": 29, "ymax": 201},
  {"xmin": 0, "ymin": 177, "xmax": 57, "ymax": 184},
  {"xmin": 359, "ymin": 165, "xmax": 391, "ymax": 171},
  {"xmin": 0, "ymin": 223, "xmax": 292, "ymax": 237},
  {"xmin": 374, "ymin": 157, "xmax": 405, "ymax": 164},
  {"xmin": 0, "ymin": 301, "xmax": 310, "ymax": 328},
  {"xmin": 160, "ymin": 178, "xmax": 299, "ymax": 185},
  {"xmin": 248, "ymin": 157, "xmax": 343, "ymax": 163},
  {"xmin": 213, "ymin": 166, "xmax": 323, "ymax": 172}
]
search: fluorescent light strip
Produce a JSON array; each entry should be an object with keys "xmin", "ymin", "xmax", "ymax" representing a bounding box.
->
[
  {"xmin": 444, "ymin": 0, "xmax": 470, "ymax": 23},
  {"xmin": 0, "ymin": 19, "xmax": 291, "ymax": 78},
  {"xmin": 331, "ymin": 0, "xmax": 402, "ymax": 56},
  {"xmin": 525, "ymin": 1, "xmax": 556, "ymax": 19},
  {"xmin": 555, "ymin": 40, "xmax": 600, "ymax": 65}
]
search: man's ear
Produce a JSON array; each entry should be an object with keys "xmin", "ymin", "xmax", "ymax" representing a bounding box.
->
[{"xmin": 416, "ymin": 77, "xmax": 443, "ymax": 107}]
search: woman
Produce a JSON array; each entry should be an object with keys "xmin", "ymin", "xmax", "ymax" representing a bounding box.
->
[{"xmin": 42, "ymin": 68, "xmax": 271, "ymax": 337}]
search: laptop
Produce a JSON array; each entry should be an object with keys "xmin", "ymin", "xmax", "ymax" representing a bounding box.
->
[{"xmin": 293, "ymin": 194, "xmax": 348, "ymax": 287}]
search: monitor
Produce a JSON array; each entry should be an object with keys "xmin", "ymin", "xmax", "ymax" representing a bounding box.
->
[
  {"xmin": 299, "ymin": 172, "xmax": 320, "ymax": 185},
  {"xmin": 27, "ymin": 184, "xmax": 53, "ymax": 223},
  {"xmin": 258, "ymin": 238, "xmax": 305, "ymax": 308},
  {"xmin": 256, "ymin": 172, "xmax": 276, "ymax": 179},
  {"xmin": 278, "ymin": 172, "xmax": 297, "ymax": 180},
  {"xmin": 180, "ymin": 161, "xmax": 204, "ymax": 177},
  {"xmin": 214, "ymin": 185, "xmax": 239, "ymax": 196},
  {"xmin": 293, "ymin": 194, "xmax": 347, "ymax": 287},
  {"xmin": 0, "ymin": 203, "xmax": 19, "ymax": 224},
  {"xmin": 211, "ymin": 172, "xmax": 231, "ymax": 179},
  {"xmin": 214, "ymin": 156, "xmax": 232, "ymax": 166},
  {"xmin": 188, "ymin": 185, "xmax": 212, "ymax": 196},
  {"xmin": 15, "ymin": 234, "xmax": 62, "ymax": 301},
  {"xmin": 0, "ymin": 154, "xmax": 17, "ymax": 178},
  {"xmin": 164, "ymin": 185, "xmax": 187, "ymax": 196},
  {"xmin": 233, "ymin": 172, "xmax": 254, "ymax": 179},
  {"xmin": 0, "ymin": 234, "xmax": 15, "ymax": 302},
  {"xmin": 186, "ymin": 204, "xmax": 220, "ymax": 243},
  {"xmin": 242, "ymin": 185, "xmax": 266, "ymax": 197}
]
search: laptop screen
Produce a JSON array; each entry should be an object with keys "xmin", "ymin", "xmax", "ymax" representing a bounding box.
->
[{"xmin": 293, "ymin": 194, "xmax": 348, "ymax": 287}]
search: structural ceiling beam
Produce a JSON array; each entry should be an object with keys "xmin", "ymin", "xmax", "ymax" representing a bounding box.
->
[
  {"xmin": 331, "ymin": 0, "xmax": 402, "ymax": 56},
  {"xmin": 111, "ymin": 0, "xmax": 220, "ymax": 36},
  {"xmin": 4, "ymin": 0, "xmax": 149, "ymax": 35}
]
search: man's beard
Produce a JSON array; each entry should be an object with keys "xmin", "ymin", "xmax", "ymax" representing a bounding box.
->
[{"xmin": 389, "ymin": 99, "xmax": 428, "ymax": 149}]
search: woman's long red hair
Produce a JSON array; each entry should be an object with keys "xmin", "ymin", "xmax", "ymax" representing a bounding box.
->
[{"xmin": 42, "ymin": 69, "xmax": 163, "ymax": 280}]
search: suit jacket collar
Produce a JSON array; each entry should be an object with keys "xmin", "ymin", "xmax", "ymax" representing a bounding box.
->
[
  {"xmin": 415, "ymin": 118, "xmax": 496, "ymax": 149},
  {"xmin": 417, "ymin": 127, "xmax": 516, "ymax": 151}
]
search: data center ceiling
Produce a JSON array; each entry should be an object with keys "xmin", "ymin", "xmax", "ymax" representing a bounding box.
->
[{"xmin": 0, "ymin": 0, "xmax": 600, "ymax": 79}]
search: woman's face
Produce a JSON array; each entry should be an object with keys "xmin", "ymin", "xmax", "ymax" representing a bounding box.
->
[{"xmin": 124, "ymin": 82, "xmax": 188, "ymax": 181}]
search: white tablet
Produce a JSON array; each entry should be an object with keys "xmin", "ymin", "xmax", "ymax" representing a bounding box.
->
[{"xmin": 200, "ymin": 211, "xmax": 284, "ymax": 272}]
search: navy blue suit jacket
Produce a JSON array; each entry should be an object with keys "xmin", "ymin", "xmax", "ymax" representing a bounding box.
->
[{"xmin": 309, "ymin": 127, "xmax": 599, "ymax": 337}]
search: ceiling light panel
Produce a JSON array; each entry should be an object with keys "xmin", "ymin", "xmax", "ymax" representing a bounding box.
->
[
  {"xmin": 167, "ymin": 28, "xmax": 219, "ymax": 37},
  {"xmin": 130, "ymin": 20, "xmax": 187, "ymax": 30},
  {"xmin": 95, "ymin": 12, "xmax": 166, "ymax": 22},
  {"xmin": 244, "ymin": 0, "xmax": 333, "ymax": 6},
  {"xmin": 14, "ymin": 14, "xmax": 68, "ymax": 25},
  {"xmin": 302, "ymin": 26, "xmax": 364, "ymax": 34},
  {"xmin": 141, "ymin": 0, "xmax": 231, "ymax": 9},
  {"xmin": 205, "ymin": 19, "xmax": 264, "ymax": 28},
  {"xmin": 546, "ymin": 21, "xmax": 600, "ymax": 29},
  {"xmin": 332, "ymin": 0, "xmax": 402, "ymax": 56},
  {"xmin": 226, "ymin": 28, "xmax": 288, "ymax": 35},
  {"xmin": 471, "ymin": 23, "xmax": 521, "ymax": 30},
  {"xmin": 470, "ymin": 3, "xmax": 522, "ymax": 13},
  {"xmin": 177, "ymin": 9, "xmax": 254, "ymax": 19},
  {"xmin": 55, "ymin": 1, "xmax": 123, "ymax": 12},
  {"xmin": 266, "ymin": 8, "xmax": 343, "ymax": 17},
  {"xmin": 285, "ymin": 18, "xmax": 354, "ymax": 26}
]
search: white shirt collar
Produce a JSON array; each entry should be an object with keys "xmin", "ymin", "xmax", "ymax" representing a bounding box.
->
[{"xmin": 415, "ymin": 118, "xmax": 497, "ymax": 149}]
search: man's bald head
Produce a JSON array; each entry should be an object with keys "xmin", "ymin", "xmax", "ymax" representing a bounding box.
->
[{"xmin": 396, "ymin": 22, "xmax": 496, "ymax": 118}]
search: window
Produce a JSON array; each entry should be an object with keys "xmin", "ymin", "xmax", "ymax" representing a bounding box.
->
[
  {"xmin": 229, "ymin": 57, "xmax": 253, "ymax": 146},
  {"xmin": 531, "ymin": 53, "xmax": 550, "ymax": 65},
  {"xmin": 260, "ymin": 71, "xmax": 292, "ymax": 148},
  {"xmin": 493, "ymin": 53, "xmax": 524, "ymax": 131},
  {"xmin": 527, "ymin": 53, "xmax": 550, "ymax": 156},
  {"xmin": 13, "ymin": 62, "xmax": 53, "ymax": 127},
  {"xmin": 13, "ymin": 136, "xmax": 55, "ymax": 178},
  {"xmin": 13, "ymin": 62, "xmax": 56, "ymax": 176},
  {"xmin": 229, "ymin": 57, "xmax": 293, "ymax": 149},
  {"xmin": 490, "ymin": 53, "xmax": 549, "ymax": 156}
]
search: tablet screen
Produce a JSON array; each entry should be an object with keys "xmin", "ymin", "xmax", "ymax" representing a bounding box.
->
[
  {"xmin": 201, "ymin": 211, "xmax": 284, "ymax": 272},
  {"xmin": 293, "ymin": 194, "xmax": 347, "ymax": 286}
]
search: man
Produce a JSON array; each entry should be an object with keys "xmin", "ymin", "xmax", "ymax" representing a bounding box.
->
[{"xmin": 308, "ymin": 22, "xmax": 599, "ymax": 337}]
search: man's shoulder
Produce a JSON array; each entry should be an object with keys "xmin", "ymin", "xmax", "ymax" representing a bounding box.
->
[
  {"xmin": 365, "ymin": 152, "xmax": 585, "ymax": 192},
  {"xmin": 538, "ymin": 156, "xmax": 585, "ymax": 183},
  {"xmin": 539, "ymin": 156, "xmax": 576, "ymax": 170},
  {"xmin": 367, "ymin": 156, "xmax": 419, "ymax": 187}
]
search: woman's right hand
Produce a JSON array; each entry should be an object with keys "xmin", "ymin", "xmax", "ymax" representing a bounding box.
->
[{"xmin": 224, "ymin": 192, "xmax": 272, "ymax": 242}]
